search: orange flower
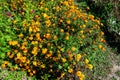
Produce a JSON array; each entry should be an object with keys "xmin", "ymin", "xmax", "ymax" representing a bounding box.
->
[
  {"xmin": 21, "ymin": 56, "xmax": 26, "ymax": 63},
  {"xmin": 53, "ymin": 35, "xmax": 57, "ymax": 40},
  {"xmin": 29, "ymin": 72, "xmax": 33, "ymax": 76},
  {"xmin": 42, "ymin": 48, "xmax": 48, "ymax": 54},
  {"xmin": 9, "ymin": 54, "xmax": 14, "ymax": 59}
]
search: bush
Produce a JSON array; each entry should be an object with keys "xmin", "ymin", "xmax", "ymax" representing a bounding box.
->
[{"xmin": 0, "ymin": 0, "xmax": 106, "ymax": 80}]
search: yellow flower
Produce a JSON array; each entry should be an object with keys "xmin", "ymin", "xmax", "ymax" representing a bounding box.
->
[
  {"xmin": 7, "ymin": 52, "xmax": 11, "ymax": 56},
  {"xmin": 33, "ymin": 61, "xmax": 37, "ymax": 66},
  {"xmin": 63, "ymin": 1, "xmax": 69, "ymax": 5},
  {"xmin": 100, "ymin": 23, "xmax": 104, "ymax": 26},
  {"xmin": 100, "ymin": 31, "xmax": 104, "ymax": 35},
  {"xmin": 60, "ymin": 29, "xmax": 64, "ymax": 33},
  {"xmin": 53, "ymin": 35, "xmax": 57, "ymax": 40},
  {"xmin": 60, "ymin": 73, "xmax": 65, "ymax": 78},
  {"xmin": 42, "ymin": 48, "xmax": 48, "ymax": 54},
  {"xmin": 68, "ymin": 68, "xmax": 73, "ymax": 73},
  {"xmin": 76, "ymin": 71, "xmax": 82, "ymax": 77},
  {"xmin": 89, "ymin": 14, "xmax": 94, "ymax": 20},
  {"xmin": 61, "ymin": 58, "xmax": 67, "ymax": 63},
  {"xmin": 81, "ymin": 35, "xmax": 85, "ymax": 39},
  {"xmin": 45, "ymin": 33, "xmax": 51, "ymax": 39},
  {"xmin": 9, "ymin": 54, "xmax": 14, "ymax": 59},
  {"xmin": 85, "ymin": 59, "xmax": 89, "ymax": 64},
  {"xmin": 1, "ymin": 61, "xmax": 10, "ymax": 68},
  {"xmin": 98, "ymin": 44, "xmax": 102, "ymax": 49},
  {"xmin": 87, "ymin": 64, "xmax": 93, "ymax": 70},
  {"xmin": 102, "ymin": 47, "xmax": 105, "ymax": 51},
  {"xmin": 71, "ymin": 47, "xmax": 76, "ymax": 51},
  {"xmin": 11, "ymin": 41, "xmax": 18, "ymax": 46},
  {"xmin": 32, "ymin": 47, "xmax": 38, "ymax": 56},
  {"xmin": 80, "ymin": 30, "xmax": 83, "ymax": 34},
  {"xmin": 18, "ymin": 33, "xmax": 24, "ymax": 38},
  {"xmin": 82, "ymin": 24, "xmax": 86, "ymax": 28},
  {"xmin": 1, "ymin": 64, "xmax": 6, "ymax": 68},
  {"xmin": 75, "ymin": 54, "xmax": 81, "ymax": 62},
  {"xmin": 87, "ymin": 6, "xmax": 90, "ymax": 10},
  {"xmin": 41, "ymin": 64, "xmax": 45, "ymax": 68},
  {"xmin": 67, "ymin": 20, "xmax": 71, "ymax": 24},
  {"xmin": 29, "ymin": 72, "xmax": 33, "ymax": 76},
  {"xmin": 32, "ymin": 70, "xmax": 36, "ymax": 74},
  {"xmin": 79, "ymin": 74, "xmax": 85, "ymax": 80},
  {"xmin": 65, "ymin": 36, "xmax": 69, "ymax": 40},
  {"xmin": 13, "ymin": 20, "xmax": 16, "ymax": 24},
  {"xmin": 21, "ymin": 57, "xmax": 26, "ymax": 63},
  {"xmin": 29, "ymin": 27, "xmax": 32, "ymax": 32}
]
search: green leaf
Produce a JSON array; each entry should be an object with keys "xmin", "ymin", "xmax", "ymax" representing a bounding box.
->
[
  {"xmin": 64, "ymin": 63, "xmax": 69, "ymax": 68},
  {"xmin": 58, "ymin": 65, "xmax": 63, "ymax": 69},
  {"xmin": 0, "ymin": 53, "xmax": 5, "ymax": 59}
]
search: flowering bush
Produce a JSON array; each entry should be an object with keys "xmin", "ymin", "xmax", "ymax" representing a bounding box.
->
[{"xmin": 0, "ymin": 0, "xmax": 106, "ymax": 80}]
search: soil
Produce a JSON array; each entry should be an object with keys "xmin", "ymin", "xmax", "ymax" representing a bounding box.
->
[{"xmin": 105, "ymin": 52, "xmax": 120, "ymax": 80}]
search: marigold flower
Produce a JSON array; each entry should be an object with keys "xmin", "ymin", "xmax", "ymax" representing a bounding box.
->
[
  {"xmin": 29, "ymin": 27, "xmax": 32, "ymax": 32},
  {"xmin": 7, "ymin": 52, "xmax": 11, "ymax": 56},
  {"xmin": 18, "ymin": 33, "xmax": 24, "ymax": 38},
  {"xmin": 87, "ymin": 64, "xmax": 93, "ymax": 70},
  {"xmin": 60, "ymin": 73, "xmax": 65, "ymax": 78},
  {"xmin": 45, "ymin": 33, "xmax": 51, "ymax": 39},
  {"xmin": 100, "ymin": 31, "xmax": 104, "ymax": 35},
  {"xmin": 21, "ymin": 57, "xmax": 26, "ymax": 63},
  {"xmin": 33, "ymin": 61, "xmax": 37, "ymax": 66},
  {"xmin": 1, "ymin": 64, "xmax": 6, "ymax": 68},
  {"xmin": 9, "ymin": 54, "xmax": 14, "ymax": 59},
  {"xmin": 98, "ymin": 44, "xmax": 102, "ymax": 49},
  {"xmin": 29, "ymin": 72, "xmax": 33, "ymax": 76},
  {"xmin": 41, "ymin": 64, "xmax": 45, "ymax": 68},
  {"xmin": 75, "ymin": 54, "xmax": 81, "ymax": 62},
  {"xmin": 43, "ymin": 13, "xmax": 47, "ymax": 18},
  {"xmin": 81, "ymin": 35, "xmax": 85, "ymax": 38},
  {"xmin": 76, "ymin": 71, "xmax": 82, "ymax": 77},
  {"xmin": 61, "ymin": 58, "xmax": 67, "ymax": 63},
  {"xmin": 68, "ymin": 68, "xmax": 73, "ymax": 73},
  {"xmin": 60, "ymin": 29, "xmax": 64, "ymax": 33},
  {"xmin": 67, "ymin": 20, "xmax": 71, "ymax": 24},
  {"xmin": 79, "ymin": 74, "xmax": 85, "ymax": 80},
  {"xmin": 87, "ymin": 6, "xmax": 90, "ymax": 10},
  {"xmin": 42, "ymin": 48, "xmax": 48, "ymax": 54},
  {"xmin": 71, "ymin": 47, "xmax": 76, "ymax": 51},
  {"xmin": 85, "ymin": 59, "xmax": 89, "ymax": 64},
  {"xmin": 16, "ymin": 53, "xmax": 21, "ymax": 58},
  {"xmin": 102, "ymin": 47, "xmax": 105, "ymax": 51},
  {"xmin": 80, "ymin": 30, "xmax": 83, "ymax": 34},
  {"xmin": 53, "ymin": 35, "xmax": 57, "ymax": 40}
]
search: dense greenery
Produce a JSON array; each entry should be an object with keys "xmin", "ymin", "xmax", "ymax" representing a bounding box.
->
[{"xmin": 0, "ymin": 0, "xmax": 119, "ymax": 80}]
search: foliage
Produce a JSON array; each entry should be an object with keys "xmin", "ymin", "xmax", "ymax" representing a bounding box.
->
[{"xmin": 0, "ymin": 0, "xmax": 106, "ymax": 80}]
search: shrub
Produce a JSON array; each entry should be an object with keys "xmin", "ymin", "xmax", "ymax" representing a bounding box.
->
[{"xmin": 0, "ymin": 0, "xmax": 106, "ymax": 80}]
